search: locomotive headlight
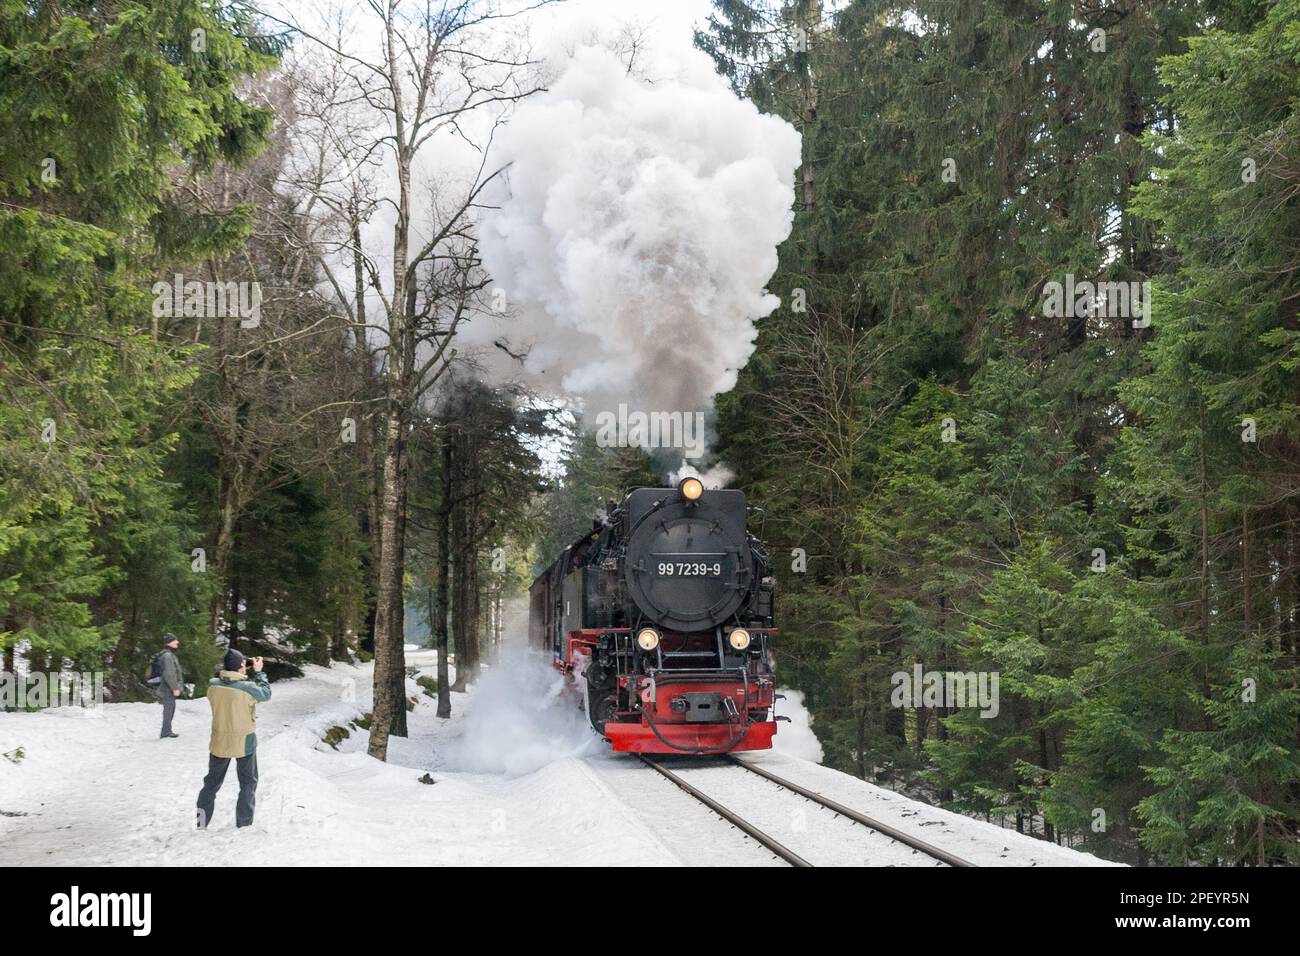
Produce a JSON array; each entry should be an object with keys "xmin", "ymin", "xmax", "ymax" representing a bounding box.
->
[
  {"xmin": 728, "ymin": 628, "xmax": 751, "ymax": 651},
  {"xmin": 679, "ymin": 477, "xmax": 703, "ymax": 501},
  {"xmin": 636, "ymin": 628, "xmax": 660, "ymax": 651}
]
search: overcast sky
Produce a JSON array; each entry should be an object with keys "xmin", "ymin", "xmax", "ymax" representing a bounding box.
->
[
  {"xmin": 267, "ymin": 0, "xmax": 718, "ymax": 65},
  {"xmin": 547, "ymin": 0, "xmax": 715, "ymax": 52}
]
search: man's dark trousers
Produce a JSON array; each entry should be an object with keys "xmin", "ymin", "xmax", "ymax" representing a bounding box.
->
[
  {"xmin": 196, "ymin": 752, "xmax": 258, "ymax": 828},
  {"xmin": 158, "ymin": 686, "xmax": 176, "ymax": 736}
]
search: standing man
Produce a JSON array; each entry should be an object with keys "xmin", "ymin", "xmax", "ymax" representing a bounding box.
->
[
  {"xmin": 157, "ymin": 633, "xmax": 183, "ymax": 739},
  {"xmin": 196, "ymin": 649, "xmax": 271, "ymax": 829}
]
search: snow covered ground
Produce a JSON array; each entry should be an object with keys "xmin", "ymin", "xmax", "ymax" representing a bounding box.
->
[{"xmin": 0, "ymin": 650, "xmax": 1115, "ymax": 866}]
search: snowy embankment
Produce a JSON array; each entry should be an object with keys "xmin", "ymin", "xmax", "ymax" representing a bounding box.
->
[{"xmin": 0, "ymin": 652, "xmax": 1115, "ymax": 866}]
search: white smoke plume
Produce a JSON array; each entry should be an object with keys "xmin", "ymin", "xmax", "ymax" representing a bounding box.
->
[{"xmin": 469, "ymin": 44, "xmax": 800, "ymax": 446}]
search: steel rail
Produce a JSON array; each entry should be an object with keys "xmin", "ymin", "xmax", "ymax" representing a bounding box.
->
[
  {"xmin": 725, "ymin": 755, "xmax": 978, "ymax": 868},
  {"xmin": 636, "ymin": 755, "xmax": 811, "ymax": 867}
]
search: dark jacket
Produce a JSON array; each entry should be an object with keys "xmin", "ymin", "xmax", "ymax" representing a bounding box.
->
[
  {"xmin": 158, "ymin": 647, "xmax": 184, "ymax": 693},
  {"xmin": 206, "ymin": 670, "xmax": 272, "ymax": 758}
]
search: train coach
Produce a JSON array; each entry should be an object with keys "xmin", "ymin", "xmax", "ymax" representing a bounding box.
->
[{"xmin": 529, "ymin": 476, "xmax": 782, "ymax": 754}]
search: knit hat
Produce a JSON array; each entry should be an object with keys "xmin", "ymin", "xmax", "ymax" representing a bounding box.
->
[
  {"xmin": 222, "ymin": 649, "xmax": 246, "ymax": 671},
  {"xmin": 162, "ymin": 633, "xmax": 179, "ymax": 647}
]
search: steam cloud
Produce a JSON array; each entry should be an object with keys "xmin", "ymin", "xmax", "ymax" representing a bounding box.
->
[
  {"xmin": 471, "ymin": 45, "xmax": 800, "ymax": 439},
  {"xmin": 439, "ymin": 646, "xmax": 602, "ymax": 776}
]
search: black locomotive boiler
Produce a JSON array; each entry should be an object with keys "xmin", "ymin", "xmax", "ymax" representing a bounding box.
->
[{"xmin": 529, "ymin": 476, "xmax": 780, "ymax": 754}]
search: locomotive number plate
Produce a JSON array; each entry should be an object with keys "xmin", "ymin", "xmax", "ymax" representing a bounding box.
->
[
  {"xmin": 652, "ymin": 553, "xmax": 725, "ymax": 577},
  {"xmin": 656, "ymin": 561, "xmax": 722, "ymax": 577}
]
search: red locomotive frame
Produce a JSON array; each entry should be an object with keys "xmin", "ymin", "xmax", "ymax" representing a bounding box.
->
[{"xmin": 553, "ymin": 628, "xmax": 779, "ymax": 754}]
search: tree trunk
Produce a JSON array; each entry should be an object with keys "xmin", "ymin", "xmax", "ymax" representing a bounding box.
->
[
  {"xmin": 228, "ymin": 573, "xmax": 241, "ymax": 649},
  {"xmin": 367, "ymin": 400, "xmax": 407, "ymax": 759},
  {"xmin": 386, "ymin": 432, "xmax": 410, "ymax": 738},
  {"xmin": 492, "ymin": 588, "xmax": 503, "ymax": 663},
  {"xmin": 1242, "ymin": 508, "xmax": 1253, "ymax": 643},
  {"xmin": 435, "ymin": 431, "xmax": 453, "ymax": 718},
  {"xmin": 360, "ymin": 406, "xmax": 382, "ymax": 658},
  {"xmin": 799, "ymin": 1, "xmax": 818, "ymax": 216},
  {"xmin": 209, "ymin": 473, "xmax": 238, "ymax": 640},
  {"xmin": 331, "ymin": 599, "xmax": 351, "ymax": 662},
  {"xmin": 855, "ymin": 704, "xmax": 866, "ymax": 779},
  {"xmin": 451, "ymin": 488, "xmax": 468, "ymax": 693},
  {"xmin": 1, "ymin": 629, "xmax": 14, "ymax": 710},
  {"xmin": 466, "ymin": 494, "xmax": 482, "ymax": 682},
  {"xmin": 1039, "ymin": 723, "xmax": 1054, "ymax": 842},
  {"xmin": 354, "ymin": 250, "xmax": 382, "ymax": 657},
  {"xmin": 209, "ymin": 302, "xmax": 240, "ymax": 642},
  {"xmin": 1288, "ymin": 506, "xmax": 1300, "ymax": 659},
  {"xmin": 361, "ymin": 599, "xmax": 377, "ymax": 656},
  {"xmin": 1197, "ymin": 402, "xmax": 1212, "ymax": 710}
]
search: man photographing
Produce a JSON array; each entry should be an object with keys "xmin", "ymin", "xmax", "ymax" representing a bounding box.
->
[{"xmin": 196, "ymin": 649, "xmax": 271, "ymax": 829}]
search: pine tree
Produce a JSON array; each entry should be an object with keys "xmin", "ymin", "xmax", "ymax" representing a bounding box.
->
[
  {"xmin": 0, "ymin": 1, "xmax": 279, "ymax": 692},
  {"xmin": 1118, "ymin": 0, "xmax": 1300, "ymax": 862},
  {"xmin": 1138, "ymin": 641, "xmax": 1300, "ymax": 864}
]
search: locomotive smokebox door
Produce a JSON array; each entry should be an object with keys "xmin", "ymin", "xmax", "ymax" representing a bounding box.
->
[{"xmin": 622, "ymin": 488, "xmax": 752, "ymax": 632}]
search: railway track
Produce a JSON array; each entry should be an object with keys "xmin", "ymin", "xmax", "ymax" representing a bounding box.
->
[
  {"xmin": 637, "ymin": 753, "xmax": 812, "ymax": 865},
  {"xmin": 636, "ymin": 754, "xmax": 978, "ymax": 868}
]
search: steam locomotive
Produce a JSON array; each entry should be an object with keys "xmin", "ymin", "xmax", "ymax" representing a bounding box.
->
[{"xmin": 529, "ymin": 476, "xmax": 780, "ymax": 754}]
